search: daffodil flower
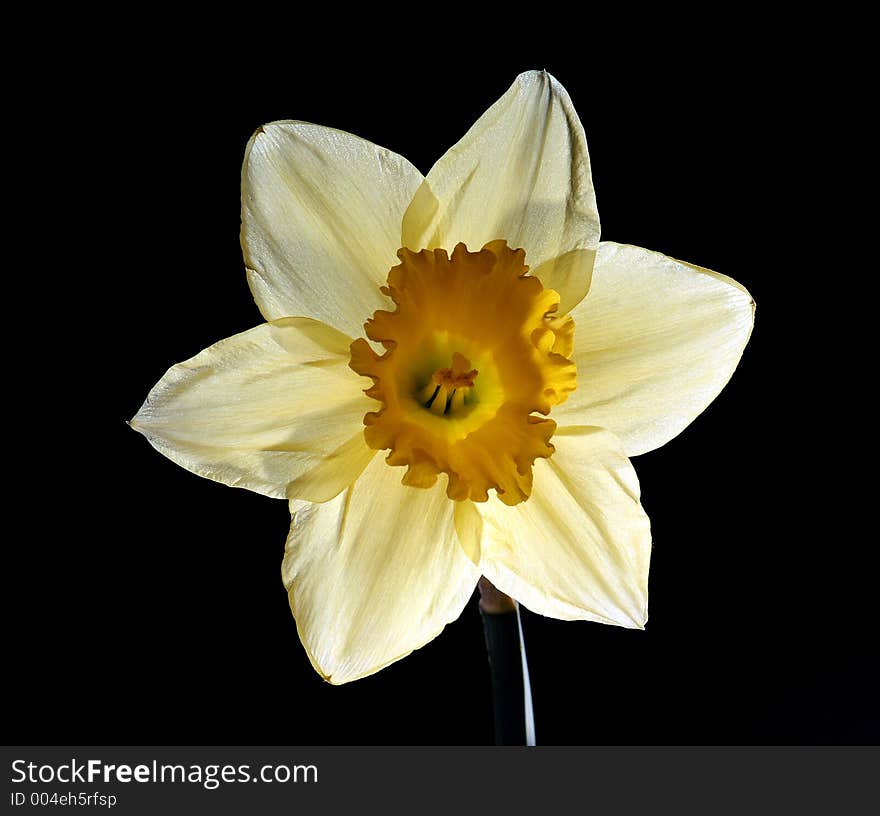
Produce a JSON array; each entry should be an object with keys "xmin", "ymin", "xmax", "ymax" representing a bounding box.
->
[{"xmin": 131, "ymin": 71, "xmax": 754, "ymax": 685}]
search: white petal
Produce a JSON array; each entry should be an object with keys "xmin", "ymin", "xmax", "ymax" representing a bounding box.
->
[
  {"xmin": 555, "ymin": 242, "xmax": 755, "ymax": 456},
  {"xmin": 131, "ymin": 318, "xmax": 375, "ymax": 502},
  {"xmin": 282, "ymin": 457, "xmax": 480, "ymax": 684},
  {"xmin": 477, "ymin": 427, "xmax": 651, "ymax": 628},
  {"xmin": 453, "ymin": 500, "xmax": 483, "ymax": 565},
  {"xmin": 242, "ymin": 122, "xmax": 424, "ymax": 336},
  {"xmin": 402, "ymin": 70, "xmax": 599, "ymax": 314}
]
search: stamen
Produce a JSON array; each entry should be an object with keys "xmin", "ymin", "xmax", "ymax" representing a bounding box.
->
[
  {"xmin": 422, "ymin": 383, "xmax": 441, "ymax": 407},
  {"xmin": 430, "ymin": 385, "xmax": 449, "ymax": 415},
  {"xmin": 421, "ymin": 354, "xmax": 478, "ymax": 416},
  {"xmin": 448, "ymin": 389, "xmax": 463, "ymax": 414}
]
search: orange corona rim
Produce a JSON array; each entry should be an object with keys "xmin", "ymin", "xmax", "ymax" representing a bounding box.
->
[{"xmin": 349, "ymin": 241, "xmax": 577, "ymax": 505}]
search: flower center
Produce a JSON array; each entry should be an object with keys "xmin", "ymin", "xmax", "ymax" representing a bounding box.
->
[
  {"xmin": 419, "ymin": 352, "xmax": 478, "ymax": 416},
  {"xmin": 349, "ymin": 241, "xmax": 577, "ymax": 505}
]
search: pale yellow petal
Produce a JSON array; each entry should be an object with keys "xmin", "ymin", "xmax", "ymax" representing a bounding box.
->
[
  {"xmin": 453, "ymin": 500, "xmax": 483, "ymax": 565},
  {"xmin": 131, "ymin": 318, "xmax": 375, "ymax": 502},
  {"xmin": 282, "ymin": 457, "xmax": 480, "ymax": 684},
  {"xmin": 402, "ymin": 70, "xmax": 599, "ymax": 314},
  {"xmin": 241, "ymin": 122, "xmax": 424, "ymax": 336},
  {"xmin": 555, "ymin": 242, "xmax": 755, "ymax": 456},
  {"xmin": 476, "ymin": 427, "xmax": 651, "ymax": 628}
]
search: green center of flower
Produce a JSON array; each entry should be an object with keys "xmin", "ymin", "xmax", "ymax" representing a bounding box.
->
[{"xmin": 418, "ymin": 352, "xmax": 479, "ymax": 416}]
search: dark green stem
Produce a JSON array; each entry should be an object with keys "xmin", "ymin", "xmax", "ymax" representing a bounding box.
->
[{"xmin": 479, "ymin": 577, "xmax": 535, "ymax": 746}]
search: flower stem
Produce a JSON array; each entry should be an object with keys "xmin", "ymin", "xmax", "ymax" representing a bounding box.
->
[{"xmin": 479, "ymin": 577, "xmax": 535, "ymax": 746}]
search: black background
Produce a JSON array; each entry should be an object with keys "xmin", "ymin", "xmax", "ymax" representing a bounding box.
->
[{"xmin": 9, "ymin": 36, "xmax": 874, "ymax": 746}]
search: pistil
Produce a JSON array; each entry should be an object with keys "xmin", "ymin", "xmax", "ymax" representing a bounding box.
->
[{"xmin": 419, "ymin": 353, "xmax": 478, "ymax": 416}]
